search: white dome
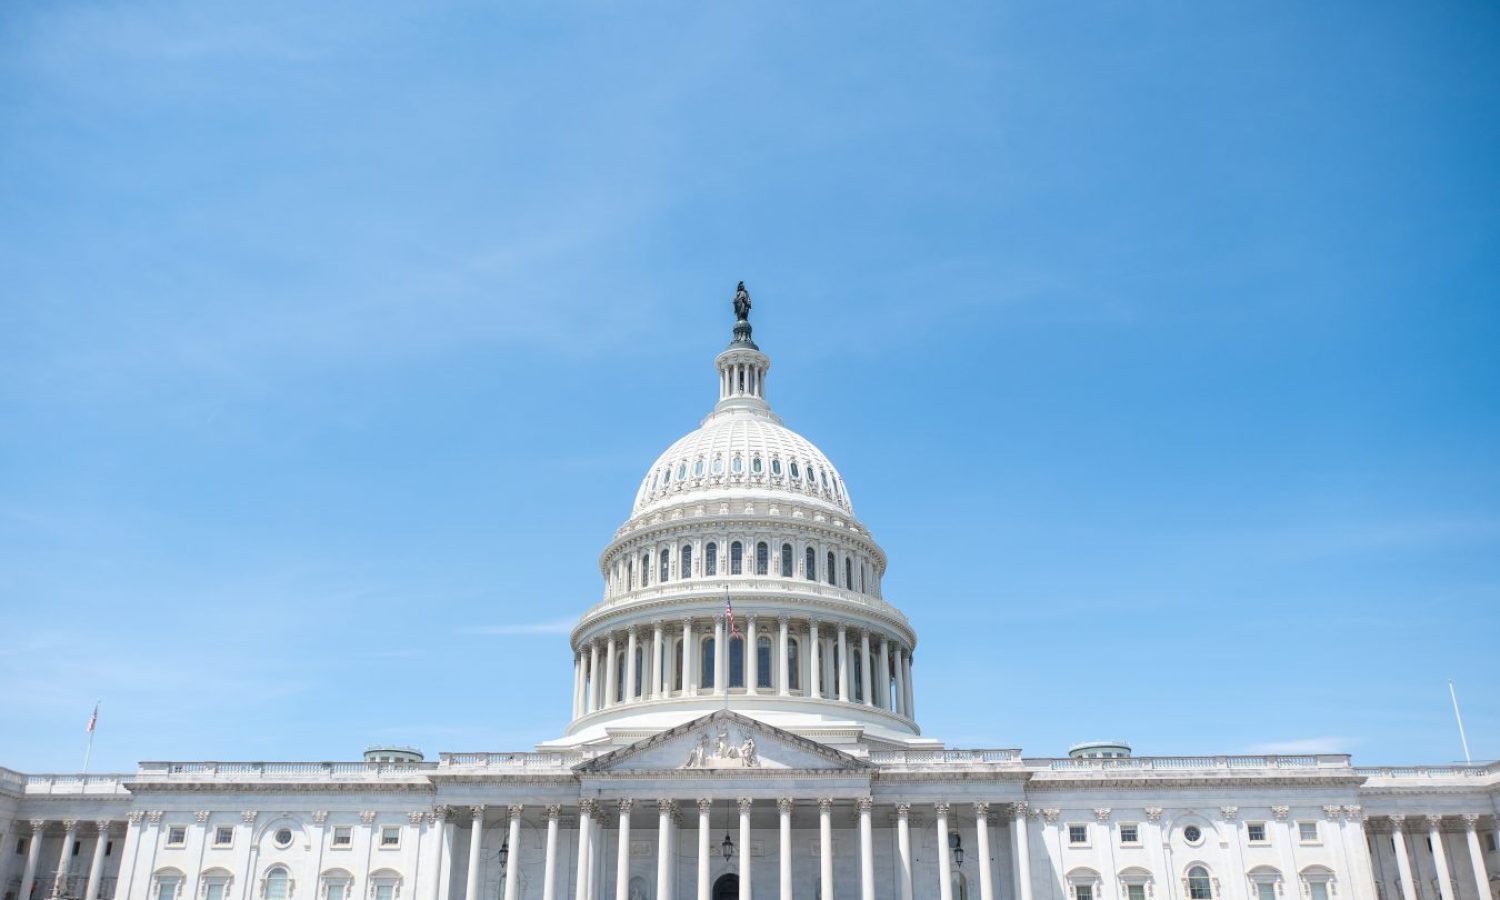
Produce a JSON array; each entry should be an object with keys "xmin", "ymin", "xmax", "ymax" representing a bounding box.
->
[{"xmin": 632, "ymin": 410, "xmax": 854, "ymax": 517}]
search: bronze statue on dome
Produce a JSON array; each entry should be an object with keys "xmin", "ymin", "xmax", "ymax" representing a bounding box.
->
[{"xmin": 733, "ymin": 281, "xmax": 752, "ymax": 321}]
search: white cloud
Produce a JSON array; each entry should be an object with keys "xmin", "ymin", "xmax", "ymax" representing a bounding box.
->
[{"xmin": 460, "ymin": 620, "xmax": 575, "ymax": 637}]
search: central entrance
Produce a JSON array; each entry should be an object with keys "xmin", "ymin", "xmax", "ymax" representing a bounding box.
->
[{"xmin": 712, "ymin": 873, "xmax": 739, "ymax": 900}]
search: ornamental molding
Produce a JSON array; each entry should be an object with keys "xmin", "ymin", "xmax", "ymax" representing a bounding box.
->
[
  {"xmin": 973, "ymin": 802, "xmax": 990, "ymax": 817},
  {"xmin": 1323, "ymin": 806, "xmax": 1344, "ymax": 821},
  {"xmin": 360, "ymin": 811, "xmax": 378, "ymax": 825},
  {"xmin": 1219, "ymin": 807, "xmax": 1238, "ymax": 822},
  {"xmin": 148, "ymin": 812, "xmax": 164, "ymax": 824},
  {"xmin": 408, "ymin": 812, "xmax": 424, "ymax": 825},
  {"xmin": 311, "ymin": 812, "xmax": 328, "ymax": 825},
  {"xmin": 127, "ymin": 813, "xmax": 146, "ymax": 825},
  {"xmin": 1271, "ymin": 806, "xmax": 1290, "ymax": 821},
  {"xmin": 1095, "ymin": 808, "xmax": 1113, "ymax": 823},
  {"xmin": 195, "ymin": 811, "xmax": 211, "ymax": 824},
  {"xmin": 857, "ymin": 798, "xmax": 874, "ymax": 813},
  {"xmin": 1144, "ymin": 808, "xmax": 1163, "ymax": 823},
  {"xmin": 777, "ymin": 798, "xmax": 794, "ymax": 815},
  {"xmin": 1040, "ymin": 809, "xmax": 1061, "ymax": 824}
]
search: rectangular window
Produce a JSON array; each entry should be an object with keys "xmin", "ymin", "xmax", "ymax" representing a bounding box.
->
[
  {"xmin": 1256, "ymin": 885, "xmax": 1276, "ymax": 900},
  {"xmin": 1298, "ymin": 821, "xmax": 1319, "ymax": 842},
  {"xmin": 1075, "ymin": 887, "xmax": 1093, "ymax": 900},
  {"xmin": 332, "ymin": 826, "xmax": 352, "ymax": 848},
  {"xmin": 1126, "ymin": 887, "xmax": 1146, "ymax": 900},
  {"xmin": 1247, "ymin": 822, "xmax": 1267, "ymax": 843},
  {"xmin": 1068, "ymin": 824, "xmax": 1089, "ymax": 845},
  {"xmin": 328, "ymin": 885, "xmax": 347, "ymax": 900},
  {"xmin": 213, "ymin": 827, "xmax": 234, "ymax": 848},
  {"xmin": 380, "ymin": 826, "xmax": 401, "ymax": 848},
  {"xmin": 1118, "ymin": 823, "xmax": 1139, "ymax": 844},
  {"xmin": 206, "ymin": 884, "xmax": 225, "ymax": 900},
  {"xmin": 157, "ymin": 882, "xmax": 176, "ymax": 900},
  {"xmin": 166, "ymin": 827, "xmax": 186, "ymax": 847},
  {"xmin": 375, "ymin": 885, "xmax": 394, "ymax": 900},
  {"xmin": 15, "ymin": 837, "xmax": 26, "ymax": 855},
  {"xmin": 1309, "ymin": 885, "xmax": 1329, "ymax": 900}
]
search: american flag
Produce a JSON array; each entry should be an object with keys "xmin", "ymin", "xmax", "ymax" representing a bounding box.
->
[
  {"xmin": 726, "ymin": 592, "xmax": 741, "ymax": 640},
  {"xmin": 86, "ymin": 701, "xmax": 99, "ymax": 734}
]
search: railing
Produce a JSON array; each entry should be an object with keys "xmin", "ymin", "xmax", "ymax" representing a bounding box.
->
[
  {"xmin": 1038, "ymin": 754, "xmax": 1352, "ymax": 771},
  {"xmin": 868, "ymin": 749, "xmax": 1023, "ymax": 766},
  {"xmin": 23, "ymin": 774, "xmax": 133, "ymax": 795},
  {"xmin": 137, "ymin": 761, "xmax": 436, "ymax": 778},
  {"xmin": 439, "ymin": 751, "xmax": 594, "ymax": 769},
  {"xmin": 583, "ymin": 578, "xmax": 908, "ymax": 625},
  {"xmin": 1353, "ymin": 762, "xmax": 1500, "ymax": 778},
  {"xmin": 0, "ymin": 767, "xmax": 25, "ymax": 793}
]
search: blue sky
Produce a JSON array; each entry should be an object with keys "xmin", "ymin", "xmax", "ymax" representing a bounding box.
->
[{"xmin": 2, "ymin": 0, "xmax": 1497, "ymax": 772}]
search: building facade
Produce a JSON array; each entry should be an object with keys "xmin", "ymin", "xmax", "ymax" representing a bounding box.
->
[{"xmin": 3, "ymin": 293, "xmax": 1498, "ymax": 900}]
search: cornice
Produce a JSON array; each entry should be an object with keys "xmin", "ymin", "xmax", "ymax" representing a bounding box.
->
[
  {"xmin": 126, "ymin": 782, "xmax": 438, "ymax": 794},
  {"xmin": 573, "ymin": 593, "xmax": 915, "ymax": 646},
  {"xmin": 1026, "ymin": 774, "xmax": 1366, "ymax": 790}
]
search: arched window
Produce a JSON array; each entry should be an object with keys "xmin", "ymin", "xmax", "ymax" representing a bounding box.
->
[
  {"xmin": 676, "ymin": 461, "xmax": 687, "ymax": 481},
  {"xmin": 805, "ymin": 547, "xmax": 816, "ymax": 581},
  {"xmin": 756, "ymin": 635, "xmax": 772, "ymax": 688},
  {"xmin": 641, "ymin": 552, "xmax": 651, "ymax": 587},
  {"xmin": 681, "ymin": 544, "xmax": 693, "ymax": 578},
  {"xmin": 615, "ymin": 652, "xmax": 626, "ymax": 702},
  {"xmin": 626, "ymin": 559, "xmax": 633, "ymax": 590},
  {"xmin": 368, "ymin": 871, "xmax": 401, "ymax": 900},
  {"xmin": 826, "ymin": 551, "xmax": 836, "ymax": 585},
  {"xmin": 1186, "ymin": 867, "xmax": 1213, "ymax": 900},
  {"xmin": 845, "ymin": 558, "xmax": 853, "ymax": 589},
  {"xmin": 852, "ymin": 648, "xmax": 864, "ymax": 702},
  {"xmin": 633, "ymin": 645, "xmax": 645, "ymax": 697},
  {"xmin": 263, "ymin": 867, "xmax": 290, "ymax": 900},
  {"xmin": 694, "ymin": 458, "xmax": 704, "ymax": 477},
  {"xmin": 705, "ymin": 543, "xmax": 718, "ymax": 576},
  {"xmin": 859, "ymin": 564, "xmax": 866, "ymax": 593},
  {"xmin": 755, "ymin": 542, "xmax": 769, "ymax": 575},
  {"xmin": 780, "ymin": 544, "xmax": 793, "ymax": 577},
  {"xmin": 751, "ymin": 455, "xmax": 763, "ymax": 475},
  {"xmin": 202, "ymin": 871, "xmax": 233, "ymax": 900},
  {"xmin": 153, "ymin": 871, "xmax": 184, "ymax": 900},
  {"xmin": 729, "ymin": 636, "xmax": 745, "ymax": 688},
  {"xmin": 787, "ymin": 638, "xmax": 801, "ymax": 691},
  {"xmin": 712, "ymin": 456, "xmax": 724, "ymax": 475},
  {"xmin": 672, "ymin": 639, "xmax": 683, "ymax": 691},
  {"xmin": 730, "ymin": 542, "xmax": 743, "ymax": 575},
  {"xmin": 660, "ymin": 548, "xmax": 670, "ymax": 583},
  {"xmin": 731, "ymin": 455, "xmax": 743, "ymax": 474},
  {"xmin": 321, "ymin": 872, "xmax": 352, "ymax": 900},
  {"xmin": 701, "ymin": 638, "xmax": 716, "ymax": 689}
]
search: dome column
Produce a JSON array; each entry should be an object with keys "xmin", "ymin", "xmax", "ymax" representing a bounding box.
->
[
  {"xmin": 837, "ymin": 624, "xmax": 850, "ymax": 702},
  {"xmin": 859, "ymin": 629, "xmax": 872, "ymax": 706},
  {"xmin": 682, "ymin": 618, "xmax": 696, "ymax": 694},
  {"xmin": 903, "ymin": 649, "xmax": 916, "ymax": 719},
  {"xmin": 879, "ymin": 637, "xmax": 892, "ymax": 711},
  {"xmin": 604, "ymin": 633, "xmax": 618, "ymax": 708},
  {"xmin": 651, "ymin": 621, "xmax": 665, "ymax": 699},
  {"xmin": 745, "ymin": 614, "xmax": 759, "ymax": 695},
  {"xmin": 808, "ymin": 621, "xmax": 822, "ymax": 700},
  {"xmin": 625, "ymin": 627, "xmax": 639, "ymax": 702},
  {"xmin": 893, "ymin": 646, "xmax": 908, "ymax": 717},
  {"xmin": 777, "ymin": 617, "xmax": 790, "ymax": 696}
]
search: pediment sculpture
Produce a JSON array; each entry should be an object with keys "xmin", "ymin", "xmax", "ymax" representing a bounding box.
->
[{"xmin": 683, "ymin": 726, "xmax": 760, "ymax": 769}]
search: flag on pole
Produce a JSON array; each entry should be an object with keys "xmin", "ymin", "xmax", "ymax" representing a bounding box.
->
[
  {"xmin": 726, "ymin": 592, "xmax": 741, "ymax": 640},
  {"xmin": 86, "ymin": 701, "xmax": 99, "ymax": 734}
]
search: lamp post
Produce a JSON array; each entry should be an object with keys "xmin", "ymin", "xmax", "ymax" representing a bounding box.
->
[{"xmin": 949, "ymin": 831, "xmax": 964, "ymax": 868}]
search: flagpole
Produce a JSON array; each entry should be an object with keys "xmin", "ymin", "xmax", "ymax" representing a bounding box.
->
[
  {"xmin": 1449, "ymin": 681, "xmax": 1472, "ymax": 765},
  {"xmin": 83, "ymin": 700, "xmax": 100, "ymax": 775}
]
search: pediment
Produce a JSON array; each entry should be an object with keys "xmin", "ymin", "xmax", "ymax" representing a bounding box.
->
[{"xmin": 574, "ymin": 710, "xmax": 871, "ymax": 774}]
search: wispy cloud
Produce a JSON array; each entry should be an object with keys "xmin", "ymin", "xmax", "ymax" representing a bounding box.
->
[
  {"xmin": 1243, "ymin": 737, "xmax": 1357, "ymax": 755},
  {"xmin": 460, "ymin": 620, "xmax": 575, "ymax": 637}
]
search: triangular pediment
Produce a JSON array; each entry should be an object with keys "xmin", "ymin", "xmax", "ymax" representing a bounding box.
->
[{"xmin": 574, "ymin": 710, "xmax": 872, "ymax": 773}]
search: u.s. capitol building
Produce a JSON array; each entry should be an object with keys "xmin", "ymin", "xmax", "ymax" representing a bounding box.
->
[{"xmin": 2, "ymin": 290, "xmax": 1496, "ymax": 900}]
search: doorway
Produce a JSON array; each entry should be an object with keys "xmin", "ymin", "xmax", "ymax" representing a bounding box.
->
[{"xmin": 712, "ymin": 873, "xmax": 739, "ymax": 900}]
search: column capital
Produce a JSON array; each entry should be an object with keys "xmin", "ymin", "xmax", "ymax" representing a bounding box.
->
[
  {"xmin": 94, "ymin": 820, "xmax": 112, "ymax": 834},
  {"xmin": 818, "ymin": 799, "xmax": 834, "ymax": 814},
  {"xmin": 578, "ymin": 800, "xmax": 596, "ymax": 817},
  {"xmin": 61, "ymin": 820, "xmax": 79, "ymax": 833},
  {"xmin": 1320, "ymin": 805, "xmax": 1342, "ymax": 821},
  {"xmin": 469, "ymin": 805, "xmax": 486, "ymax": 820},
  {"xmin": 777, "ymin": 798, "xmax": 794, "ymax": 815},
  {"xmin": 1343, "ymin": 805, "xmax": 1363, "ymax": 822},
  {"xmin": 194, "ymin": 811, "xmax": 211, "ymax": 824},
  {"xmin": 737, "ymin": 798, "xmax": 754, "ymax": 814},
  {"xmin": 1461, "ymin": 813, "xmax": 1482, "ymax": 829},
  {"xmin": 626, "ymin": 625, "xmax": 638, "ymax": 636},
  {"xmin": 1093, "ymin": 808, "xmax": 1113, "ymax": 823},
  {"xmin": 777, "ymin": 615, "xmax": 789, "ymax": 627},
  {"xmin": 655, "ymin": 800, "xmax": 676, "ymax": 815},
  {"xmin": 698, "ymin": 799, "xmax": 713, "ymax": 812},
  {"xmin": 1387, "ymin": 814, "xmax": 1406, "ymax": 828},
  {"xmin": 312, "ymin": 811, "xmax": 329, "ymax": 825},
  {"xmin": 1218, "ymin": 806, "xmax": 1237, "ymax": 822},
  {"xmin": 1012, "ymin": 802, "xmax": 1029, "ymax": 817},
  {"xmin": 836, "ymin": 622, "xmax": 847, "ymax": 634},
  {"xmin": 146, "ymin": 812, "xmax": 164, "ymax": 824},
  {"xmin": 127, "ymin": 812, "xmax": 145, "ymax": 825},
  {"xmin": 546, "ymin": 805, "xmax": 562, "ymax": 821},
  {"xmin": 409, "ymin": 812, "xmax": 425, "ymax": 826},
  {"xmin": 1423, "ymin": 814, "xmax": 1444, "ymax": 829},
  {"xmin": 895, "ymin": 804, "xmax": 910, "ymax": 819},
  {"xmin": 241, "ymin": 810, "xmax": 257, "ymax": 824},
  {"xmin": 933, "ymin": 803, "xmax": 951, "ymax": 817},
  {"xmin": 857, "ymin": 797, "xmax": 874, "ymax": 813},
  {"xmin": 508, "ymin": 805, "xmax": 524, "ymax": 820},
  {"xmin": 652, "ymin": 619, "xmax": 664, "ymax": 630},
  {"xmin": 618, "ymin": 799, "xmax": 634, "ymax": 815},
  {"xmin": 1040, "ymin": 808, "xmax": 1061, "ymax": 824},
  {"xmin": 29, "ymin": 819, "xmax": 47, "ymax": 833}
]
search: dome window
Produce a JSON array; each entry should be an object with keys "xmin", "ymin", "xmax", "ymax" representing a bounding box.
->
[
  {"xmin": 780, "ymin": 544, "xmax": 793, "ymax": 577},
  {"xmin": 731, "ymin": 455, "xmax": 744, "ymax": 474},
  {"xmin": 821, "ymin": 470, "xmax": 830, "ymax": 490},
  {"xmin": 771, "ymin": 458, "xmax": 783, "ymax": 477},
  {"xmin": 751, "ymin": 455, "xmax": 763, "ymax": 475},
  {"xmin": 712, "ymin": 457, "xmax": 725, "ymax": 476},
  {"xmin": 694, "ymin": 458, "xmax": 705, "ymax": 477},
  {"xmin": 730, "ymin": 541, "xmax": 743, "ymax": 575},
  {"xmin": 790, "ymin": 461, "xmax": 801, "ymax": 479},
  {"xmin": 755, "ymin": 541, "xmax": 769, "ymax": 575},
  {"xmin": 676, "ymin": 462, "xmax": 687, "ymax": 481},
  {"xmin": 705, "ymin": 542, "xmax": 718, "ymax": 576}
]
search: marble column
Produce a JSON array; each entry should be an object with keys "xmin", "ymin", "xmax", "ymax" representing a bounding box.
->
[
  {"xmin": 738, "ymin": 799, "xmax": 752, "ymax": 900},
  {"xmin": 837, "ymin": 624, "xmax": 849, "ymax": 702},
  {"xmin": 778, "ymin": 799, "xmax": 793, "ymax": 900},
  {"xmin": 615, "ymin": 801, "xmax": 634, "ymax": 900},
  {"xmin": 504, "ymin": 807, "xmax": 523, "ymax": 900},
  {"xmin": 879, "ymin": 637, "xmax": 892, "ymax": 710},
  {"xmin": 1389, "ymin": 816, "xmax": 1419, "ymax": 900},
  {"xmin": 605, "ymin": 635, "xmax": 618, "ymax": 708},
  {"xmin": 683, "ymin": 619, "xmax": 696, "ymax": 694},
  {"xmin": 652, "ymin": 622, "xmax": 665, "ymax": 699},
  {"xmin": 746, "ymin": 615, "xmax": 759, "ymax": 695},
  {"xmin": 818, "ymin": 800, "xmax": 834, "ymax": 900},
  {"xmin": 896, "ymin": 805, "xmax": 914, "ymax": 900},
  {"xmin": 19, "ymin": 820, "xmax": 45, "ymax": 900},
  {"xmin": 625, "ymin": 628, "xmax": 639, "ymax": 702},
  {"xmin": 859, "ymin": 630, "xmax": 873, "ymax": 705},
  {"xmin": 575, "ymin": 803, "xmax": 594, "ymax": 900},
  {"xmin": 777, "ymin": 617, "xmax": 790, "ymax": 696},
  {"xmin": 543, "ymin": 807, "xmax": 561, "ymax": 900},
  {"xmin": 935, "ymin": 805, "xmax": 953, "ymax": 900},
  {"xmin": 808, "ymin": 621, "xmax": 822, "ymax": 700},
  {"xmin": 1014, "ymin": 804, "xmax": 1034, "ymax": 900},
  {"xmin": 464, "ymin": 807, "xmax": 485, "ymax": 900},
  {"xmin": 1462, "ymin": 815, "xmax": 1491, "ymax": 900},
  {"xmin": 714, "ymin": 617, "xmax": 727, "ymax": 696},
  {"xmin": 50, "ymin": 820, "xmax": 77, "ymax": 898},
  {"xmin": 589, "ymin": 642, "xmax": 601, "ymax": 712},
  {"xmin": 1427, "ymin": 815, "xmax": 1457, "ymax": 900},
  {"xmin": 858, "ymin": 798, "xmax": 875, "ymax": 900},
  {"xmin": 893, "ymin": 647, "xmax": 907, "ymax": 716},
  {"xmin": 84, "ymin": 822, "xmax": 110, "ymax": 900},
  {"xmin": 656, "ymin": 802, "xmax": 674, "ymax": 900},
  {"xmin": 974, "ymin": 806, "xmax": 994, "ymax": 900},
  {"xmin": 697, "ymin": 800, "xmax": 712, "ymax": 900}
]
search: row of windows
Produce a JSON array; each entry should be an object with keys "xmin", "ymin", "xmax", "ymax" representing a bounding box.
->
[
  {"xmin": 644, "ymin": 453, "xmax": 845, "ymax": 502},
  {"xmin": 1066, "ymin": 820, "xmax": 1321, "ymax": 848},
  {"xmin": 163, "ymin": 826, "xmax": 402, "ymax": 851},
  {"xmin": 154, "ymin": 867, "xmax": 401, "ymax": 900},
  {"xmin": 618, "ymin": 542, "xmax": 871, "ymax": 593},
  {"xmin": 1069, "ymin": 867, "xmax": 1332, "ymax": 900}
]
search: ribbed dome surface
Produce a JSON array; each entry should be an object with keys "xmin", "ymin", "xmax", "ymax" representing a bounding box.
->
[{"xmin": 632, "ymin": 411, "xmax": 854, "ymax": 517}]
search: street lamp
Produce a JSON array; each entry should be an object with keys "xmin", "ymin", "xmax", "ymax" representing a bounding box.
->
[
  {"xmin": 498, "ymin": 840, "xmax": 509, "ymax": 877},
  {"xmin": 949, "ymin": 831, "xmax": 964, "ymax": 868},
  {"xmin": 721, "ymin": 831, "xmax": 735, "ymax": 862}
]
